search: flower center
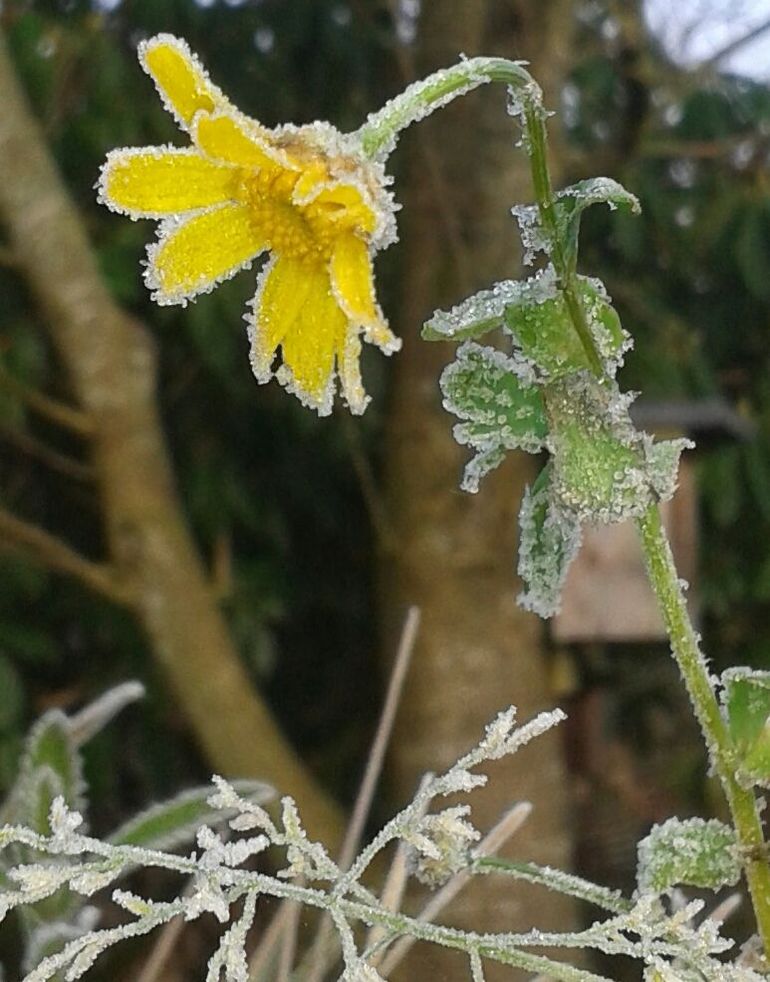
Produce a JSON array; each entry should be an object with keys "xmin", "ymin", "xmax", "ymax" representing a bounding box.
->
[{"xmin": 239, "ymin": 169, "xmax": 340, "ymax": 263}]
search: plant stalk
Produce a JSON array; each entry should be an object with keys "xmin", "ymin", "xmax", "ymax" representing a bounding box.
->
[{"xmin": 637, "ymin": 504, "xmax": 770, "ymax": 962}]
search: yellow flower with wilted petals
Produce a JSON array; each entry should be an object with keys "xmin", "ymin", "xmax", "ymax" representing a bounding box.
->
[{"xmin": 97, "ymin": 34, "xmax": 400, "ymax": 415}]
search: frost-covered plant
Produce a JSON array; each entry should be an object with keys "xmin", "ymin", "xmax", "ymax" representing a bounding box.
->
[
  {"xmin": 1, "ymin": 31, "xmax": 768, "ymax": 982},
  {"xmin": 0, "ymin": 682, "xmax": 272, "ymax": 977},
  {"xmin": 0, "ymin": 704, "xmax": 760, "ymax": 982}
]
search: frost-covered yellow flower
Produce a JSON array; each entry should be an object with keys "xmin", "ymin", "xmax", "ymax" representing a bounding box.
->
[{"xmin": 98, "ymin": 34, "xmax": 400, "ymax": 415}]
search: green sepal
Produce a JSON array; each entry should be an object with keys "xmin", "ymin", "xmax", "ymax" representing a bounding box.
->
[
  {"xmin": 555, "ymin": 177, "xmax": 641, "ymax": 275},
  {"xmin": 637, "ymin": 816, "xmax": 740, "ymax": 894},
  {"xmin": 503, "ymin": 270, "xmax": 630, "ymax": 379},
  {"xmin": 440, "ymin": 341, "xmax": 548, "ymax": 493},
  {"xmin": 108, "ymin": 779, "xmax": 274, "ymax": 851},
  {"xmin": 517, "ymin": 463, "xmax": 582, "ymax": 619},
  {"xmin": 721, "ymin": 668, "xmax": 770, "ymax": 789}
]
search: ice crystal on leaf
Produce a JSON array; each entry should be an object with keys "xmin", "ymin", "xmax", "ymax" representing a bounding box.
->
[{"xmin": 97, "ymin": 34, "xmax": 400, "ymax": 415}]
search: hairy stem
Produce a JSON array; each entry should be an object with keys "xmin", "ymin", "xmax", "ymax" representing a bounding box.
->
[
  {"xmin": 523, "ymin": 106, "xmax": 604, "ymax": 377},
  {"xmin": 356, "ymin": 56, "xmax": 533, "ymax": 159},
  {"xmin": 637, "ymin": 505, "xmax": 770, "ymax": 959}
]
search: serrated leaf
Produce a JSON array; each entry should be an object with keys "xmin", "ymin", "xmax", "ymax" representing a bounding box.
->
[
  {"xmin": 721, "ymin": 668, "xmax": 770, "ymax": 789},
  {"xmin": 555, "ymin": 177, "xmax": 641, "ymax": 274},
  {"xmin": 108, "ymin": 780, "xmax": 274, "ymax": 851},
  {"xmin": 503, "ymin": 269, "xmax": 630, "ymax": 379},
  {"xmin": 517, "ymin": 464, "xmax": 582, "ymax": 619},
  {"xmin": 637, "ymin": 817, "xmax": 740, "ymax": 894},
  {"xmin": 439, "ymin": 341, "xmax": 548, "ymax": 493}
]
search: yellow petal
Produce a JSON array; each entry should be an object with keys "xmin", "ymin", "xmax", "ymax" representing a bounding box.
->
[
  {"xmin": 337, "ymin": 330, "xmax": 369, "ymax": 416},
  {"xmin": 193, "ymin": 111, "xmax": 292, "ymax": 172},
  {"xmin": 139, "ymin": 34, "xmax": 228, "ymax": 128},
  {"xmin": 329, "ymin": 233, "xmax": 376, "ymax": 323},
  {"xmin": 248, "ymin": 256, "xmax": 314, "ymax": 381},
  {"xmin": 99, "ymin": 148, "xmax": 236, "ymax": 218},
  {"xmin": 147, "ymin": 203, "xmax": 266, "ymax": 304},
  {"xmin": 278, "ymin": 269, "xmax": 347, "ymax": 414},
  {"xmin": 329, "ymin": 233, "xmax": 401, "ymax": 353}
]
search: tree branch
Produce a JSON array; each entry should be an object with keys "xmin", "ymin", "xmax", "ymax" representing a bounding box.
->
[
  {"xmin": 0, "ymin": 365, "xmax": 94, "ymax": 437},
  {"xmin": 0, "ymin": 505, "xmax": 132, "ymax": 605},
  {"xmin": 702, "ymin": 16, "xmax": 770, "ymax": 70},
  {"xmin": 0, "ymin": 421, "xmax": 94, "ymax": 482}
]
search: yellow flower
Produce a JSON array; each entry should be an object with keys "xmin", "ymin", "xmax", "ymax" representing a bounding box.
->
[{"xmin": 97, "ymin": 34, "xmax": 400, "ymax": 415}]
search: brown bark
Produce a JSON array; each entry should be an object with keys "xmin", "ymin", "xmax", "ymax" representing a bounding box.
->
[
  {"xmin": 0, "ymin": 31, "xmax": 343, "ymax": 847},
  {"xmin": 381, "ymin": 2, "xmax": 578, "ymax": 977}
]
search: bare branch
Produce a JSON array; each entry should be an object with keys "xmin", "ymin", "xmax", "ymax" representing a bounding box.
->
[
  {"xmin": 0, "ymin": 421, "xmax": 94, "ymax": 482},
  {"xmin": 703, "ymin": 16, "xmax": 770, "ymax": 70},
  {"xmin": 0, "ymin": 365, "xmax": 94, "ymax": 437},
  {"xmin": 0, "ymin": 505, "xmax": 132, "ymax": 605}
]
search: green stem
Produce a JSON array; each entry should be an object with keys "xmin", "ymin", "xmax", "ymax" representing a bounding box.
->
[
  {"xmin": 356, "ymin": 57, "xmax": 533, "ymax": 159},
  {"xmin": 523, "ymin": 105, "xmax": 604, "ymax": 377},
  {"xmin": 637, "ymin": 504, "xmax": 770, "ymax": 960},
  {"xmin": 473, "ymin": 857, "xmax": 632, "ymax": 915}
]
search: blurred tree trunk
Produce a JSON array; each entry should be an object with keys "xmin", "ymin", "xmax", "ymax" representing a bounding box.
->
[
  {"xmin": 381, "ymin": 2, "xmax": 578, "ymax": 977},
  {"xmin": 0, "ymin": 30, "xmax": 343, "ymax": 847}
]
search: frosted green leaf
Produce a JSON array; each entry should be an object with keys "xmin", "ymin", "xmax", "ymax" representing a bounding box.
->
[
  {"xmin": 108, "ymin": 780, "xmax": 274, "ymax": 851},
  {"xmin": 440, "ymin": 342, "xmax": 548, "ymax": 493},
  {"xmin": 502, "ymin": 267, "xmax": 630, "ymax": 379},
  {"xmin": 4, "ymin": 711, "xmax": 84, "ymax": 834},
  {"xmin": 546, "ymin": 380, "xmax": 649, "ymax": 522},
  {"xmin": 721, "ymin": 668, "xmax": 770, "ymax": 789},
  {"xmin": 637, "ymin": 817, "xmax": 740, "ymax": 894},
  {"xmin": 517, "ymin": 464, "xmax": 582, "ymax": 618},
  {"xmin": 423, "ymin": 280, "xmax": 528, "ymax": 342}
]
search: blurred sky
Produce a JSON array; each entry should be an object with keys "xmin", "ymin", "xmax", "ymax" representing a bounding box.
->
[{"xmin": 644, "ymin": 0, "xmax": 770, "ymax": 79}]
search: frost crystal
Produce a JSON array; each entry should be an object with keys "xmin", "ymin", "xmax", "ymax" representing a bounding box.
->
[
  {"xmin": 510, "ymin": 203, "xmax": 550, "ymax": 265},
  {"xmin": 408, "ymin": 806, "xmax": 481, "ymax": 887}
]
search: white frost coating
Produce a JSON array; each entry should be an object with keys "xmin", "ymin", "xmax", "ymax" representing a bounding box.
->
[
  {"xmin": 205, "ymin": 891, "xmax": 256, "ymax": 982},
  {"xmin": 517, "ymin": 477, "xmax": 582, "ymax": 619},
  {"xmin": 510, "ymin": 203, "xmax": 550, "ymax": 265},
  {"xmin": 409, "ymin": 806, "xmax": 481, "ymax": 887},
  {"xmin": 424, "ymin": 279, "xmax": 536, "ymax": 341}
]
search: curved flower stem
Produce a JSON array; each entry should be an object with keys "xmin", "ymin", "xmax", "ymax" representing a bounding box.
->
[
  {"xmin": 637, "ymin": 504, "xmax": 770, "ymax": 959},
  {"xmin": 356, "ymin": 57, "xmax": 604, "ymax": 377},
  {"xmin": 356, "ymin": 56, "xmax": 533, "ymax": 159}
]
